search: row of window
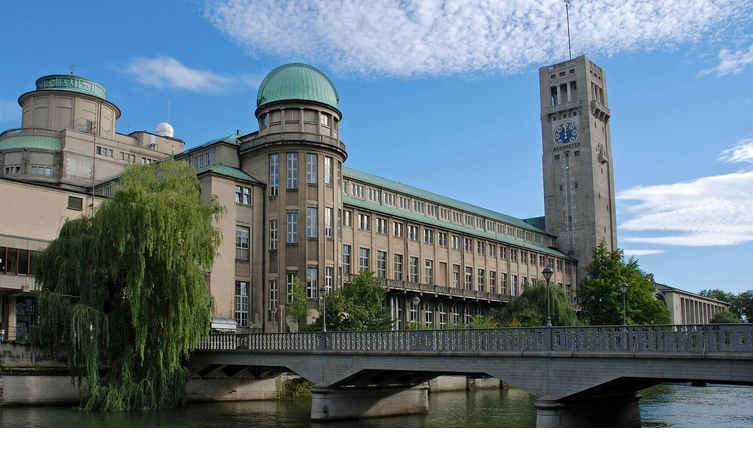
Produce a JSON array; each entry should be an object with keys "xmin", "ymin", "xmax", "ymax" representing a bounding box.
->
[
  {"xmin": 96, "ymin": 146, "xmax": 114, "ymax": 158},
  {"xmin": 397, "ymin": 300, "xmax": 490, "ymax": 329},
  {"xmin": 194, "ymin": 152, "xmax": 212, "ymax": 169},
  {"xmin": 259, "ymin": 109, "xmax": 339, "ymax": 130},
  {"xmin": 4, "ymin": 165, "xmax": 52, "ymax": 176},
  {"xmin": 342, "ymin": 180, "xmax": 552, "ymax": 246},
  {"xmin": 0, "ymin": 247, "xmax": 37, "ymax": 276},
  {"xmin": 234, "ymin": 185, "xmax": 252, "ymax": 206},
  {"xmin": 269, "ymin": 153, "xmax": 337, "ymax": 195}
]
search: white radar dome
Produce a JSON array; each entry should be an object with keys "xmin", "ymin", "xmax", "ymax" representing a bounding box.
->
[{"xmin": 156, "ymin": 122, "xmax": 174, "ymax": 138}]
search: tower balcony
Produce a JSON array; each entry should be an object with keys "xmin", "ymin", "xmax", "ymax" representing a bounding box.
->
[
  {"xmin": 543, "ymin": 100, "xmax": 580, "ymax": 117},
  {"xmin": 590, "ymin": 100, "xmax": 611, "ymax": 122},
  {"xmin": 243, "ymin": 131, "xmax": 347, "ymax": 156}
]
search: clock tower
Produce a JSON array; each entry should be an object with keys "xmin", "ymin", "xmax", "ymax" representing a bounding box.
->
[{"xmin": 539, "ymin": 55, "xmax": 617, "ymax": 281}]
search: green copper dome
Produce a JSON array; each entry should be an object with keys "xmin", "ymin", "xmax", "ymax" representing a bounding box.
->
[
  {"xmin": 35, "ymin": 74, "xmax": 107, "ymax": 100},
  {"xmin": 256, "ymin": 63, "xmax": 339, "ymax": 110}
]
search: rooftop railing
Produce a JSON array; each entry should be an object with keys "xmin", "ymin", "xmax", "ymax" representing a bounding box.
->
[{"xmin": 195, "ymin": 324, "xmax": 753, "ymax": 354}]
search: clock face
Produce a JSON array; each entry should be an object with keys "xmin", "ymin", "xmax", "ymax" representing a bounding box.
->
[{"xmin": 553, "ymin": 120, "xmax": 579, "ymax": 146}]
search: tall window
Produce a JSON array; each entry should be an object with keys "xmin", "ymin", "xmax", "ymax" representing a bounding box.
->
[
  {"xmin": 287, "ymin": 272, "xmax": 296, "ymax": 301},
  {"xmin": 477, "ymin": 241, "xmax": 485, "ymax": 255},
  {"xmin": 269, "ymin": 154, "xmax": 279, "ymax": 196},
  {"xmin": 235, "ymin": 281, "xmax": 249, "ymax": 327},
  {"xmin": 490, "ymin": 271, "xmax": 497, "ymax": 293},
  {"xmin": 424, "ymin": 259, "xmax": 433, "ymax": 284},
  {"xmin": 452, "ymin": 235, "xmax": 460, "ymax": 250},
  {"xmin": 324, "ymin": 156, "xmax": 333, "ymax": 184},
  {"xmin": 236, "ymin": 225, "xmax": 249, "ymax": 260},
  {"xmin": 438, "ymin": 232, "xmax": 447, "ymax": 247},
  {"xmin": 269, "ymin": 220, "xmax": 278, "ymax": 250},
  {"xmin": 393, "ymin": 222, "xmax": 403, "ymax": 238},
  {"xmin": 393, "ymin": 254, "xmax": 403, "ymax": 280},
  {"xmin": 477, "ymin": 269, "xmax": 485, "ymax": 293},
  {"xmin": 235, "ymin": 186, "xmax": 242, "ymax": 203},
  {"xmin": 325, "ymin": 207, "xmax": 333, "ymax": 238},
  {"xmin": 465, "ymin": 266, "xmax": 473, "ymax": 290},
  {"xmin": 306, "ymin": 207, "xmax": 317, "ymax": 238},
  {"xmin": 376, "ymin": 218, "xmax": 387, "ymax": 234},
  {"xmin": 243, "ymin": 187, "xmax": 251, "ymax": 205},
  {"xmin": 287, "ymin": 212, "xmax": 298, "ymax": 243},
  {"xmin": 359, "ymin": 248, "xmax": 370, "ymax": 273},
  {"xmin": 452, "ymin": 303, "xmax": 460, "ymax": 325},
  {"xmin": 408, "ymin": 225, "xmax": 419, "ymax": 241},
  {"xmin": 452, "ymin": 265, "xmax": 460, "ymax": 288},
  {"xmin": 344, "ymin": 210, "xmax": 352, "ymax": 227},
  {"xmin": 325, "ymin": 267, "xmax": 333, "ymax": 291},
  {"xmin": 464, "ymin": 238, "xmax": 472, "ymax": 252},
  {"xmin": 423, "ymin": 229, "xmax": 433, "ymax": 244},
  {"xmin": 438, "ymin": 303, "xmax": 447, "ymax": 329},
  {"xmin": 343, "ymin": 245, "xmax": 352, "ymax": 274},
  {"xmin": 269, "ymin": 280, "xmax": 278, "ymax": 312},
  {"xmin": 306, "ymin": 267, "xmax": 318, "ymax": 299},
  {"xmin": 425, "ymin": 301, "xmax": 433, "ymax": 328},
  {"xmin": 287, "ymin": 153, "xmax": 298, "ymax": 189},
  {"xmin": 501, "ymin": 273, "xmax": 507, "ymax": 294},
  {"xmin": 409, "ymin": 257, "xmax": 419, "ymax": 282},
  {"xmin": 377, "ymin": 251, "xmax": 387, "ymax": 278},
  {"xmin": 511, "ymin": 275, "xmax": 518, "ymax": 296},
  {"xmin": 306, "ymin": 154, "xmax": 317, "ymax": 184},
  {"xmin": 358, "ymin": 214, "xmax": 370, "ymax": 230},
  {"xmin": 410, "ymin": 301, "xmax": 418, "ymax": 325}
]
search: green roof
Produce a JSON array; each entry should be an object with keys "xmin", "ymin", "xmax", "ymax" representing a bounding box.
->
[
  {"xmin": 35, "ymin": 74, "xmax": 106, "ymax": 100},
  {"xmin": 196, "ymin": 163, "xmax": 263, "ymax": 185},
  {"xmin": 343, "ymin": 167, "xmax": 550, "ymax": 235},
  {"xmin": 257, "ymin": 63, "xmax": 339, "ymax": 110},
  {"xmin": 184, "ymin": 132, "xmax": 242, "ymax": 155},
  {"xmin": 0, "ymin": 135, "xmax": 62, "ymax": 151},
  {"xmin": 343, "ymin": 195, "xmax": 566, "ymax": 258}
]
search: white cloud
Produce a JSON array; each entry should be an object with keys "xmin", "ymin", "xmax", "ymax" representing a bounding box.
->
[
  {"xmin": 203, "ymin": 0, "xmax": 751, "ymax": 77},
  {"xmin": 622, "ymin": 249, "xmax": 666, "ymax": 256},
  {"xmin": 0, "ymin": 98, "xmax": 17, "ymax": 122},
  {"xmin": 123, "ymin": 56, "xmax": 260, "ymax": 93},
  {"xmin": 719, "ymin": 137, "xmax": 753, "ymax": 164},
  {"xmin": 699, "ymin": 42, "xmax": 753, "ymax": 77},
  {"xmin": 617, "ymin": 165, "xmax": 753, "ymax": 247}
]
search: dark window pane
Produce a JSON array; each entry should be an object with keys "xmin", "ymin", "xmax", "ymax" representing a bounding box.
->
[
  {"xmin": 7, "ymin": 249, "xmax": 17, "ymax": 274},
  {"xmin": 0, "ymin": 247, "xmax": 5, "ymax": 272},
  {"xmin": 18, "ymin": 250, "xmax": 29, "ymax": 275}
]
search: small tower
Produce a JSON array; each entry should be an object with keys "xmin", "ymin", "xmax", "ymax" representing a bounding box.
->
[{"xmin": 539, "ymin": 56, "xmax": 618, "ymax": 280}]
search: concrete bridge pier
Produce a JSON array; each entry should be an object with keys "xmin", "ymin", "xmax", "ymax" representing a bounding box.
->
[
  {"xmin": 310, "ymin": 384, "xmax": 429, "ymax": 421},
  {"xmin": 535, "ymin": 392, "xmax": 642, "ymax": 428}
]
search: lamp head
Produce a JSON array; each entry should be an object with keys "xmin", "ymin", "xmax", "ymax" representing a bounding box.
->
[
  {"xmin": 542, "ymin": 266, "xmax": 553, "ymax": 282},
  {"xmin": 319, "ymin": 286, "xmax": 327, "ymax": 296},
  {"xmin": 412, "ymin": 296, "xmax": 421, "ymax": 306},
  {"xmin": 619, "ymin": 282, "xmax": 629, "ymax": 295}
]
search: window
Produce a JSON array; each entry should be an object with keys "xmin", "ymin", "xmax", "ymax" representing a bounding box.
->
[
  {"xmin": 548, "ymin": 257, "xmax": 554, "ymax": 268},
  {"xmin": 325, "ymin": 207, "xmax": 333, "ymax": 238},
  {"xmin": 451, "ymin": 235, "xmax": 460, "ymax": 250},
  {"xmin": 408, "ymin": 225, "xmax": 419, "ymax": 241},
  {"xmin": 521, "ymin": 276, "xmax": 528, "ymax": 292},
  {"xmin": 399, "ymin": 197, "xmax": 410, "ymax": 209},
  {"xmin": 382, "ymin": 192, "xmax": 395, "ymax": 206},
  {"xmin": 377, "ymin": 251, "xmax": 387, "ymax": 278},
  {"xmin": 31, "ymin": 166, "xmax": 52, "ymax": 176},
  {"xmin": 452, "ymin": 265, "xmax": 460, "ymax": 288},
  {"xmin": 269, "ymin": 280, "xmax": 278, "ymax": 312},
  {"xmin": 358, "ymin": 213, "xmax": 370, "ymax": 230},
  {"xmin": 324, "ymin": 157, "xmax": 332, "ymax": 184},
  {"xmin": 269, "ymin": 220, "xmax": 278, "ymax": 250},
  {"xmin": 269, "ymin": 154, "xmax": 279, "ymax": 196},
  {"xmin": 287, "ymin": 153, "xmax": 298, "ymax": 189},
  {"xmin": 465, "ymin": 267, "xmax": 473, "ymax": 290},
  {"xmin": 376, "ymin": 217, "xmax": 387, "ymax": 234},
  {"xmin": 565, "ymin": 261, "xmax": 571, "ymax": 274},
  {"xmin": 243, "ymin": 187, "xmax": 251, "ymax": 205},
  {"xmin": 413, "ymin": 201, "xmax": 424, "ymax": 214},
  {"xmin": 4, "ymin": 165, "xmax": 21, "ymax": 175},
  {"xmin": 501, "ymin": 247, "xmax": 507, "ymax": 260},
  {"xmin": 236, "ymin": 225, "xmax": 250, "ymax": 260},
  {"xmin": 477, "ymin": 269, "xmax": 485, "ymax": 292},
  {"xmin": 439, "ymin": 303, "xmax": 447, "ymax": 328},
  {"xmin": 501, "ymin": 273, "xmax": 507, "ymax": 295},
  {"xmin": 343, "ymin": 245, "xmax": 352, "ymax": 274},
  {"xmin": 320, "ymin": 113, "xmax": 329, "ymax": 126},
  {"xmin": 521, "ymin": 251, "xmax": 528, "ymax": 265},
  {"xmin": 325, "ymin": 267, "xmax": 333, "ymax": 291},
  {"xmin": 438, "ymin": 232, "xmax": 447, "ymax": 247},
  {"xmin": 235, "ymin": 281, "xmax": 249, "ymax": 327},
  {"xmin": 394, "ymin": 254, "xmax": 403, "ymax": 280},
  {"xmin": 409, "ymin": 257, "xmax": 419, "ymax": 283},
  {"xmin": 410, "ymin": 301, "xmax": 418, "ymax": 325},
  {"xmin": 287, "ymin": 272, "xmax": 297, "ymax": 302},
  {"xmin": 489, "ymin": 244, "xmax": 496, "ymax": 258},
  {"xmin": 511, "ymin": 275, "xmax": 518, "ymax": 296},
  {"xmin": 368, "ymin": 188, "xmax": 379, "ymax": 202},
  {"xmin": 425, "ymin": 301, "xmax": 433, "ymax": 328},
  {"xmin": 423, "ymin": 229, "xmax": 433, "ymax": 244},
  {"xmin": 490, "ymin": 271, "xmax": 496, "ymax": 293},
  {"xmin": 287, "ymin": 212, "xmax": 298, "ymax": 243},
  {"xmin": 424, "ymin": 259, "xmax": 433, "ymax": 284},
  {"xmin": 306, "ymin": 154, "xmax": 317, "ymax": 184},
  {"xmin": 464, "ymin": 238, "xmax": 472, "ymax": 252},
  {"xmin": 67, "ymin": 196, "xmax": 83, "ymax": 211},
  {"xmin": 530, "ymin": 253, "xmax": 537, "ymax": 266},
  {"xmin": 510, "ymin": 248, "xmax": 518, "ymax": 263},
  {"xmin": 344, "ymin": 210, "xmax": 352, "ymax": 227},
  {"xmin": 452, "ymin": 303, "xmax": 461, "ymax": 325},
  {"xmin": 557, "ymin": 260, "xmax": 563, "ymax": 272},
  {"xmin": 307, "ymin": 267, "xmax": 318, "ymax": 299},
  {"xmin": 306, "ymin": 207, "xmax": 318, "ymax": 238},
  {"xmin": 350, "ymin": 184, "xmax": 363, "ymax": 197},
  {"xmin": 477, "ymin": 241, "xmax": 485, "ymax": 255},
  {"xmin": 392, "ymin": 222, "xmax": 403, "ymax": 238},
  {"xmin": 359, "ymin": 248, "xmax": 370, "ymax": 273},
  {"xmin": 235, "ymin": 186, "xmax": 242, "ymax": 203}
]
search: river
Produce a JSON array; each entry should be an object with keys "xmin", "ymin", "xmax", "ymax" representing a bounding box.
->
[{"xmin": 1, "ymin": 383, "xmax": 751, "ymax": 427}]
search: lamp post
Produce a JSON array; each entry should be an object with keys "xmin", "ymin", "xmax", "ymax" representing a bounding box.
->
[
  {"xmin": 542, "ymin": 267, "xmax": 554, "ymax": 327},
  {"xmin": 619, "ymin": 282, "xmax": 629, "ymax": 326},
  {"xmin": 411, "ymin": 296, "xmax": 420, "ymax": 328},
  {"xmin": 319, "ymin": 286, "xmax": 328, "ymax": 333}
]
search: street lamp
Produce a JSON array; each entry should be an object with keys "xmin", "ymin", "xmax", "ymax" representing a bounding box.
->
[
  {"xmin": 411, "ymin": 296, "xmax": 420, "ymax": 327},
  {"xmin": 619, "ymin": 282, "xmax": 629, "ymax": 326},
  {"xmin": 542, "ymin": 267, "xmax": 554, "ymax": 327},
  {"xmin": 319, "ymin": 286, "xmax": 328, "ymax": 333}
]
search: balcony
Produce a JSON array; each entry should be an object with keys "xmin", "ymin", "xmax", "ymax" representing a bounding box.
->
[
  {"xmin": 345, "ymin": 274, "xmax": 511, "ymax": 304},
  {"xmin": 543, "ymin": 100, "xmax": 580, "ymax": 116},
  {"xmin": 590, "ymin": 100, "xmax": 610, "ymax": 122}
]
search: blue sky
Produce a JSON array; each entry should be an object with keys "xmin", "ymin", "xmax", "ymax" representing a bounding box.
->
[{"xmin": 1, "ymin": 0, "xmax": 752, "ymax": 293}]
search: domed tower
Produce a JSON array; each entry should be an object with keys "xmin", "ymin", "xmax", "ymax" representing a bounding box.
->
[{"xmin": 240, "ymin": 63, "xmax": 347, "ymax": 332}]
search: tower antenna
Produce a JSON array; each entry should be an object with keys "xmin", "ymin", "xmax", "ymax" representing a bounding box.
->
[{"xmin": 564, "ymin": 0, "xmax": 573, "ymax": 60}]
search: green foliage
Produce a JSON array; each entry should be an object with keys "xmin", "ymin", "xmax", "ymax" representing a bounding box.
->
[
  {"xmin": 308, "ymin": 272, "xmax": 392, "ymax": 331},
  {"xmin": 446, "ymin": 314, "xmax": 499, "ymax": 329},
  {"xmin": 700, "ymin": 289, "xmax": 752, "ymax": 323},
  {"xmin": 33, "ymin": 160, "xmax": 224, "ymax": 411},
  {"xmin": 286, "ymin": 277, "xmax": 309, "ymax": 326},
  {"xmin": 709, "ymin": 310, "xmax": 741, "ymax": 324},
  {"xmin": 578, "ymin": 241, "xmax": 670, "ymax": 325},
  {"xmin": 499, "ymin": 282, "xmax": 579, "ymax": 327}
]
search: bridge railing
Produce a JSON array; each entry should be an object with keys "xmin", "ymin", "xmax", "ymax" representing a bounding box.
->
[{"xmin": 195, "ymin": 324, "xmax": 753, "ymax": 354}]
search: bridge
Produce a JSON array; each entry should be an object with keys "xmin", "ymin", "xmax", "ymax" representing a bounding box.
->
[{"xmin": 188, "ymin": 324, "xmax": 753, "ymax": 427}]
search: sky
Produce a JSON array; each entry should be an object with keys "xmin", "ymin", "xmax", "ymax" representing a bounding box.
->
[{"xmin": 1, "ymin": 0, "xmax": 752, "ymax": 293}]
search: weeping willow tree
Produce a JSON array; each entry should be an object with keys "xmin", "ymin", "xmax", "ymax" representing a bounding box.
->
[{"xmin": 33, "ymin": 159, "xmax": 224, "ymax": 411}]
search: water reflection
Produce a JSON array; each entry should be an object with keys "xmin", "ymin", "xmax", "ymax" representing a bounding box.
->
[{"xmin": 0, "ymin": 384, "xmax": 751, "ymax": 428}]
